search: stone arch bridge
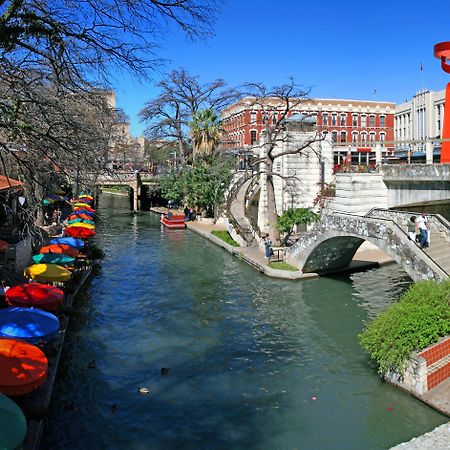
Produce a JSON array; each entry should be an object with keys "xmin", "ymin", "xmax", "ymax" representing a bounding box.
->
[
  {"xmin": 95, "ymin": 171, "xmax": 160, "ymax": 210},
  {"xmin": 286, "ymin": 209, "xmax": 450, "ymax": 282}
]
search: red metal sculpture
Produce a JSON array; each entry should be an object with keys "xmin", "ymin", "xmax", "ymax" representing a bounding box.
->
[{"xmin": 434, "ymin": 42, "xmax": 450, "ymax": 163}]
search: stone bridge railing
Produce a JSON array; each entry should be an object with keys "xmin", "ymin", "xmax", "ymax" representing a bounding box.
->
[
  {"xmin": 287, "ymin": 212, "xmax": 448, "ymax": 282},
  {"xmin": 380, "ymin": 163, "xmax": 450, "ymax": 180},
  {"xmin": 95, "ymin": 171, "xmax": 159, "ymax": 185},
  {"xmin": 366, "ymin": 208, "xmax": 450, "ymax": 243}
]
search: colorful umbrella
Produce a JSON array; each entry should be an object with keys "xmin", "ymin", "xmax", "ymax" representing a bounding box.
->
[
  {"xmin": 67, "ymin": 218, "xmax": 95, "ymax": 226},
  {"xmin": 66, "ymin": 222, "xmax": 95, "ymax": 230},
  {"xmin": 0, "ymin": 338, "xmax": 48, "ymax": 396},
  {"xmin": 77, "ymin": 194, "xmax": 94, "ymax": 201},
  {"xmin": 24, "ymin": 264, "xmax": 72, "ymax": 282},
  {"xmin": 6, "ymin": 283, "xmax": 64, "ymax": 312},
  {"xmin": 0, "ymin": 240, "xmax": 8, "ymax": 252},
  {"xmin": 42, "ymin": 198, "xmax": 55, "ymax": 206},
  {"xmin": 0, "ymin": 307, "xmax": 60, "ymax": 344},
  {"xmin": 72, "ymin": 207, "xmax": 95, "ymax": 214},
  {"xmin": 0, "ymin": 393, "xmax": 27, "ymax": 449},
  {"xmin": 67, "ymin": 213, "xmax": 93, "ymax": 221},
  {"xmin": 39, "ymin": 244, "xmax": 80, "ymax": 258},
  {"xmin": 64, "ymin": 227, "xmax": 96, "ymax": 239},
  {"xmin": 50, "ymin": 237, "xmax": 85, "ymax": 249},
  {"xmin": 31, "ymin": 253, "xmax": 76, "ymax": 265},
  {"xmin": 72, "ymin": 202, "xmax": 92, "ymax": 209}
]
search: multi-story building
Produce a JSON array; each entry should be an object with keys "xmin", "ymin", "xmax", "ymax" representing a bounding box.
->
[
  {"xmin": 395, "ymin": 89, "xmax": 445, "ymax": 143},
  {"xmin": 221, "ymin": 97, "xmax": 395, "ymax": 153}
]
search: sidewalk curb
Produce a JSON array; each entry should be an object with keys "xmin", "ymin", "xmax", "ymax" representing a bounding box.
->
[{"xmin": 186, "ymin": 222, "xmax": 317, "ymax": 280}]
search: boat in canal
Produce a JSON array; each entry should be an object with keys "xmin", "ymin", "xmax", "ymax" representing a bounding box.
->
[{"xmin": 160, "ymin": 212, "xmax": 186, "ymax": 229}]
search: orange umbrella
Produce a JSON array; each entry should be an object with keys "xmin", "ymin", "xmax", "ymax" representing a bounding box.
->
[
  {"xmin": 64, "ymin": 227, "xmax": 96, "ymax": 238},
  {"xmin": 0, "ymin": 240, "xmax": 8, "ymax": 252},
  {"xmin": 0, "ymin": 338, "xmax": 48, "ymax": 396},
  {"xmin": 39, "ymin": 244, "xmax": 80, "ymax": 258},
  {"xmin": 67, "ymin": 213, "xmax": 92, "ymax": 221}
]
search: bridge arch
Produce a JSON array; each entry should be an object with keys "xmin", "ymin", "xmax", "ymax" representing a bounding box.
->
[{"xmin": 287, "ymin": 213, "xmax": 448, "ymax": 282}]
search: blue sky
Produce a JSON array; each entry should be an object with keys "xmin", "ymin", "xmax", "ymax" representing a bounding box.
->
[{"xmin": 112, "ymin": 0, "xmax": 450, "ymax": 137}]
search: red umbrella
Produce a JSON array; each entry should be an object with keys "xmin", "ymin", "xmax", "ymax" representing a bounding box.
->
[
  {"xmin": 73, "ymin": 206, "xmax": 95, "ymax": 213},
  {"xmin": 0, "ymin": 240, "xmax": 8, "ymax": 252},
  {"xmin": 0, "ymin": 338, "xmax": 48, "ymax": 396},
  {"xmin": 6, "ymin": 283, "xmax": 64, "ymax": 312},
  {"xmin": 64, "ymin": 227, "xmax": 96, "ymax": 238},
  {"xmin": 39, "ymin": 244, "xmax": 80, "ymax": 258}
]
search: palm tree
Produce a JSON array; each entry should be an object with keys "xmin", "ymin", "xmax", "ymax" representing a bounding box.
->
[{"xmin": 190, "ymin": 109, "xmax": 221, "ymax": 160}]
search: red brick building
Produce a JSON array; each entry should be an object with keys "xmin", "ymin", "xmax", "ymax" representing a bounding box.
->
[{"xmin": 221, "ymin": 97, "xmax": 395, "ymax": 153}]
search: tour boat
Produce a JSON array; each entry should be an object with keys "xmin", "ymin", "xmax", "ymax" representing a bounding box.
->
[{"xmin": 160, "ymin": 213, "xmax": 186, "ymax": 229}]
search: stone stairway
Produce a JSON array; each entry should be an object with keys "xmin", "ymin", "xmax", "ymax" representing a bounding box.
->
[
  {"xmin": 422, "ymin": 232, "xmax": 450, "ymax": 275},
  {"xmin": 229, "ymin": 179, "xmax": 256, "ymax": 246}
]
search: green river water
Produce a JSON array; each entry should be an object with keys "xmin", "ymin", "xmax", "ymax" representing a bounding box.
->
[{"xmin": 40, "ymin": 194, "xmax": 447, "ymax": 450}]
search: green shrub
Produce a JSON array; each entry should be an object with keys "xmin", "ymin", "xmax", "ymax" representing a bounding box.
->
[
  {"xmin": 359, "ymin": 280, "xmax": 450, "ymax": 375},
  {"xmin": 211, "ymin": 230, "xmax": 239, "ymax": 247}
]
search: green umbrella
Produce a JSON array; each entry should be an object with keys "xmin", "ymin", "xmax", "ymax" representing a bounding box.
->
[
  {"xmin": 0, "ymin": 393, "xmax": 27, "ymax": 450},
  {"xmin": 67, "ymin": 218, "xmax": 95, "ymax": 225},
  {"xmin": 31, "ymin": 253, "xmax": 76, "ymax": 265}
]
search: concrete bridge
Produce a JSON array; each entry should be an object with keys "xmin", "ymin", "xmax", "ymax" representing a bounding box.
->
[
  {"xmin": 286, "ymin": 209, "xmax": 450, "ymax": 282},
  {"xmin": 94, "ymin": 171, "xmax": 160, "ymax": 210}
]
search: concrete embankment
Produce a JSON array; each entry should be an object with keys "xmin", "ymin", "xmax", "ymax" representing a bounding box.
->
[{"xmin": 390, "ymin": 423, "xmax": 450, "ymax": 450}]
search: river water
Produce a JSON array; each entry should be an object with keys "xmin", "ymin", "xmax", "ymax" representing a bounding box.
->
[{"xmin": 41, "ymin": 194, "xmax": 447, "ymax": 450}]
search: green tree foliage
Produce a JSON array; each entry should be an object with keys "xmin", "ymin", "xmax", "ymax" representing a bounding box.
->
[
  {"xmin": 276, "ymin": 207, "xmax": 319, "ymax": 244},
  {"xmin": 159, "ymin": 155, "xmax": 233, "ymax": 217},
  {"xmin": 359, "ymin": 280, "xmax": 450, "ymax": 375},
  {"xmin": 190, "ymin": 108, "xmax": 221, "ymax": 159}
]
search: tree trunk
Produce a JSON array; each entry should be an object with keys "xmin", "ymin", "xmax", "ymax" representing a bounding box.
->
[{"xmin": 265, "ymin": 158, "xmax": 281, "ymax": 245}]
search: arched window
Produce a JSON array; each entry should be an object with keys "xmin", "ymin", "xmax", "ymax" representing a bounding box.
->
[
  {"xmin": 361, "ymin": 132, "xmax": 367, "ymax": 142},
  {"xmin": 250, "ymin": 130, "xmax": 257, "ymax": 145},
  {"xmin": 331, "ymin": 131, "xmax": 338, "ymax": 142},
  {"xmin": 250, "ymin": 111, "xmax": 257, "ymax": 124},
  {"xmin": 369, "ymin": 132, "xmax": 376, "ymax": 142},
  {"xmin": 352, "ymin": 132, "xmax": 358, "ymax": 142},
  {"xmin": 380, "ymin": 132, "xmax": 385, "ymax": 142},
  {"xmin": 340, "ymin": 113, "xmax": 346, "ymax": 126},
  {"xmin": 352, "ymin": 114, "xmax": 358, "ymax": 126},
  {"xmin": 340, "ymin": 131, "xmax": 347, "ymax": 142}
]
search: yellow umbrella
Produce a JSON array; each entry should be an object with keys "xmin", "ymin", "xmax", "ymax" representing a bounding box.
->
[
  {"xmin": 66, "ymin": 222, "xmax": 95, "ymax": 230},
  {"xmin": 24, "ymin": 264, "xmax": 71, "ymax": 282},
  {"xmin": 72, "ymin": 202, "xmax": 91, "ymax": 208}
]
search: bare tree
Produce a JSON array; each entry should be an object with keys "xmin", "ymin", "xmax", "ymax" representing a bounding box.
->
[
  {"xmin": 0, "ymin": 0, "xmax": 219, "ymax": 217},
  {"xmin": 139, "ymin": 68, "xmax": 240, "ymax": 163},
  {"xmin": 242, "ymin": 79, "xmax": 325, "ymax": 245}
]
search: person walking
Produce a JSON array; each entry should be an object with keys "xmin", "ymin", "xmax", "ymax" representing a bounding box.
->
[
  {"xmin": 264, "ymin": 237, "xmax": 272, "ymax": 263},
  {"xmin": 415, "ymin": 213, "xmax": 428, "ymax": 248}
]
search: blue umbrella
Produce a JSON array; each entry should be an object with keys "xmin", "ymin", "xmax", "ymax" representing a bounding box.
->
[
  {"xmin": 0, "ymin": 307, "xmax": 60, "ymax": 344},
  {"xmin": 50, "ymin": 237, "xmax": 85, "ymax": 249},
  {"xmin": 31, "ymin": 253, "xmax": 76, "ymax": 265},
  {"xmin": 71, "ymin": 209, "xmax": 94, "ymax": 216}
]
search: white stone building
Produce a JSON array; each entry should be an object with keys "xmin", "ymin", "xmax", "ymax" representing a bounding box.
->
[
  {"xmin": 395, "ymin": 89, "xmax": 445, "ymax": 143},
  {"xmin": 256, "ymin": 120, "xmax": 333, "ymax": 232}
]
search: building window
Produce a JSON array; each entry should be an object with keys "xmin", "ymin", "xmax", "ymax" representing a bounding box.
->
[
  {"xmin": 352, "ymin": 114, "xmax": 358, "ymax": 126},
  {"xmin": 250, "ymin": 111, "xmax": 256, "ymax": 124},
  {"xmin": 272, "ymin": 114, "xmax": 277, "ymax": 125},
  {"xmin": 369, "ymin": 115, "xmax": 375, "ymax": 127},
  {"xmin": 361, "ymin": 132, "xmax": 367, "ymax": 142},
  {"xmin": 340, "ymin": 131, "xmax": 347, "ymax": 142},
  {"xmin": 380, "ymin": 132, "xmax": 385, "ymax": 142},
  {"xmin": 352, "ymin": 132, "xmax": 358, "ymax": 142},
  {"xmin": 379, "ymin": 115, "xmax": 385, "ymax": 127},
  {"xmin": 340, "ymin": 113, "xmax": 346, "ymax": 126},
  {"xmin": 361, "ymin": 115, "xmax": 367, "ymax": 127},
  {"xmin": 331, "ymin": 131, "xmax": 338, "ymax": 142},
  {"xmin": 250, "ymin": 130, "xmax": 257, "ymax": 145},
  {"xmin": 331, "ymin": 114, "xmax": 337, "ymax": 126},
  {"xmin": 369, "ymin": 132, "xmax": 375, "ymax": 142},
  {"xmin": 322, "ymin": 113, "xmax": 328, "ymax": 126}
]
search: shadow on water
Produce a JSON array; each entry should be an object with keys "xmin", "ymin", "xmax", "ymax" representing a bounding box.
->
[{"xmin": 40, "ymin": 194, "xmax": 447, "ymax": 450}]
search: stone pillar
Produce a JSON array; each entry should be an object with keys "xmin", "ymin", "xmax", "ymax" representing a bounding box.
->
[
  {"xmin": 375, "ymin": 144, "xmax": 382, "ymax": 167},
  {"xmin": 426, "ymin": 140, "xmax": 434, "ymax": 164}
]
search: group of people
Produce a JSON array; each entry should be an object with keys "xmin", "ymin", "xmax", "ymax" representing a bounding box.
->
[{"xmin": 407, "ymin": 213, "xmax": 430, "ymax": 249}]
